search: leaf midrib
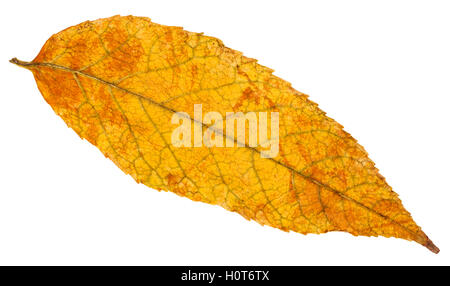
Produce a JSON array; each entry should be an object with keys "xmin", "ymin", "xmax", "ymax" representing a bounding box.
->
[{"xmin": 13, "ymin": 59, "xmax": 428, "ymax": 245}]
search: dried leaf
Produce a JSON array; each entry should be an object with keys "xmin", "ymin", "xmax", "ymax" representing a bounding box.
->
[{"xmin": 11, "ymin": 15, "xmax": 438, "ymax": 253}]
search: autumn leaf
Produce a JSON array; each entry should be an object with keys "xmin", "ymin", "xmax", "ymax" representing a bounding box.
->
[{"xmin": 11, "ymin": 15, "xmax": 438, "ymax": 253}]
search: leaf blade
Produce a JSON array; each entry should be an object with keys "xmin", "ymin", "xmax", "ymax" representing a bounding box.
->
[{"xmin": 11, "ymin": 15, "xmax": 439, "ymax": 253}]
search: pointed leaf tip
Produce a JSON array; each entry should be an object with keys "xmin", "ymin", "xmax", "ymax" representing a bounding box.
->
[{"xmin": 424, "ymin": 239, "xmax": 440, "ymax": 254}]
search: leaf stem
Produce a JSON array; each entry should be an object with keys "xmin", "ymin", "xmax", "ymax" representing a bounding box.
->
[{"xmin": 10, "ymin": 58, "xmax": 33, "ymax": 69}]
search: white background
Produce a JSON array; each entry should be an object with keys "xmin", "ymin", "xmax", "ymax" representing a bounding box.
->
[{"xmin": 1, "ymin": 0, "xmax": 449, "ymax": 266}]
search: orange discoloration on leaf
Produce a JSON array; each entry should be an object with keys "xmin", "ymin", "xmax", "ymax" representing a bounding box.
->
[{"xmin": 11, "ymin": 15, "xmax": 439, "ymax": 253}]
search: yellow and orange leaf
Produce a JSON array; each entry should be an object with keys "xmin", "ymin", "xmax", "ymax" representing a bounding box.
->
[{"xmin": 11, "ymin": 15, "xmax": 438, "ymax": 253}]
